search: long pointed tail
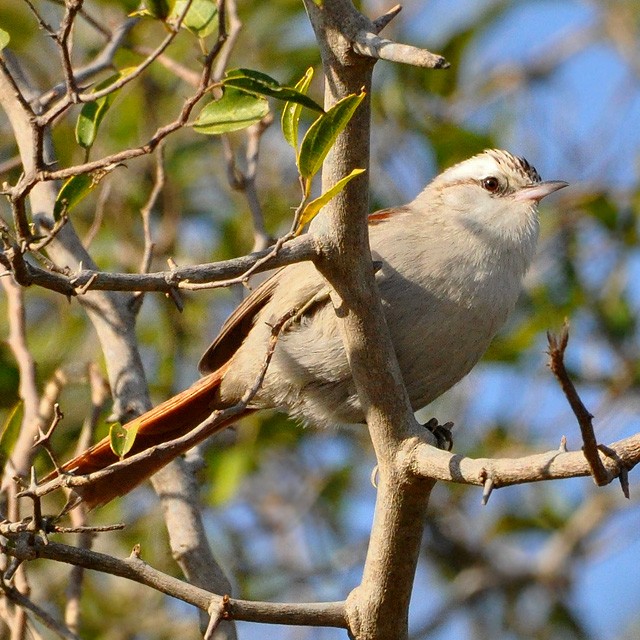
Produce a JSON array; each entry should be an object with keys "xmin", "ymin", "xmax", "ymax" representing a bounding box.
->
[{"xmin": 47, "ymin": 367, "xmax": 251, "ymax": 509}]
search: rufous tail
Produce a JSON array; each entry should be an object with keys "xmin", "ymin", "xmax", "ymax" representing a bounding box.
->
[{"xmin": 45, "ymin": 366, "xmax": 253, "ymax": 509}]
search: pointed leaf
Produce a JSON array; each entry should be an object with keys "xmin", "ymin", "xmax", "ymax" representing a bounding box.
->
[
  {"xmin": 76, "ymin": 68, "xmax": 135, "ymax": 150},
  {"xmin": 109, "ymin": 422, "xmax": 139, "ymax": 460},
  {"xmin": 53, "ymin": 164, "xmax": 122, "ymax": 220},
  {"xmin": 281, "ymin": 67, "xmax": 314, "ymax": 150},
  {"xmin": 298, "ymin": 91, "xmax": 365, "ymax": 179},
  {"xmin": 296, "ymin": 168, "xmax": 365, "ymax": 233},
  {"xmin": 170, "ymin": 0, "xmax": 217, "ymax": 37},
  {"xmin": 223, "ymin": 68, "xmax": 323, "ymax": 113},
  {"xmin": 0, "ymin": 402, "xmax": 23, "ymax": 473},
  {"xmin": 0, "ymin": 29, "xmax": 10, "ymax": 51},
  {"xmin": 193, "ymin": 87, "xmax": 269, "ymax": 135}
]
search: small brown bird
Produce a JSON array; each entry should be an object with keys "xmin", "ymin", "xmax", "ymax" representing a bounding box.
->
[{"xmin": 50, "ymin": 150, "xmax": 567, "ymax": 508}]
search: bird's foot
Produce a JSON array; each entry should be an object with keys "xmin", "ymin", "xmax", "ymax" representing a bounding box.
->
[{"xmin": 422, "ymin": 418, "xmax": 454, "ymax": 451}]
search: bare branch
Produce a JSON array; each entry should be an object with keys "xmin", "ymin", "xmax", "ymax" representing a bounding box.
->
[
  {"xmin": 0, "ymin": 266, "xmax": 43, "ymax": 482},
  {"xmin": 547, "ymin": 323, "xmax": 610, "ymax": 486},
  {"xmin": 40, "ymin": 1, "xmax": 197, "ymax": 124},
  {"xmin": 3, "ymin": 585, "xmax": 80, "ymax": 640},
  {"xmin": 38, "ymin": 19, "xmax": 138, "ymax": 108},
  {"xmin": 4, "ymin": 537, "xmax": 347, "ymax": 628},
  {"xmin": 408, "ymin": 431, "xmax": 640, "ymax": 491},
  {"xmin": 130, "ymin": 144, "xmax": 166, "ymax": 314},
  {"xmin": 55, "ymin": 0, "xmax": 83, "ymax": 102},
  {"xmin": 6, "ymin": 232, "xmax": 316, "ymax": 296},
  {"xmin": 222, "ymin": 115, "xmax": 274, "ymax": 252}
]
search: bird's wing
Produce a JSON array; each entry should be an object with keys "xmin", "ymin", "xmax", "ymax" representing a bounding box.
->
[{"xmin": 198, "ymin": 270, "xmax": 283, "ymax": 374}]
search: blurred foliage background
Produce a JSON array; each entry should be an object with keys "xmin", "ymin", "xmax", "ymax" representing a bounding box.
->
[{"xmin": 1, "ymin": 0, "xmax": 640, "ymax": 639}]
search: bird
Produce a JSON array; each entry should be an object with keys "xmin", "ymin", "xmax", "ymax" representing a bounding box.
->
[{"xmin": 46, "ymin": 149, "xmax": 567, "ymax": 509}]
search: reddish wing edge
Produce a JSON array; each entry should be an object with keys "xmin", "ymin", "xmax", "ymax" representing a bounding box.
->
[{"xmin": 44, "ymin": 365, "xmax": 252, "ymax": 509}]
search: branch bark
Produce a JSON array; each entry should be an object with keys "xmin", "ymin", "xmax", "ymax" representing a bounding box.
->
[{"xmin": 303, "ymin": 2, "xmax": 441, "ymax": 638}]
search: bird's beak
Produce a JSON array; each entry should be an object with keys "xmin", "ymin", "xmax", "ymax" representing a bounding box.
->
[{"xmin": 514, "ymin": 180, "xmax": 568, "ymax": 202}]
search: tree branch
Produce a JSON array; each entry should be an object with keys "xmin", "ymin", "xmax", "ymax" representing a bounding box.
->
[
  {"xmin": 303, "ymin": 2, "xmax": 446, "ymax": 638},
  {"xmin": 4, "ymin": 537, "xmax": 347, "ymax": 629},
  {"xmin": 407, "ymin": 432, "xmax": 638, "ymax": 493}
]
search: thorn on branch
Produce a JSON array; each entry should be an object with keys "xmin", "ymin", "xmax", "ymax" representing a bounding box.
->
[
  {"xmin": 559, "ymin": 435, "xmax": 568, "ymax": 452},
  {"xmin": 205, "ymin": 594, "xmax": 231, "ymax": 640},
  {"xmin": 480, "ymin": 469, "xmax": 495, "ymax": 505},
  {"xmin": 618, "ymin": 467, "xmax": 630, "ymax": 499},
  {"xmin": 3, "ymin": 557, "xmax": 24, "ymax": 583},
  {"xmin": 165, "ymin": 287, "xmax": 184, "ymax": 312},
  {"xmin": 547, "ymin": 321, "xmax": 610, "ymax": 486},
  {"xmin": 598, "ymin": 444, "xmax": 631, "ymax": 500},
  {"xmin": 372, "ymin": 4, "xmax": 402, "ymax": 33}
]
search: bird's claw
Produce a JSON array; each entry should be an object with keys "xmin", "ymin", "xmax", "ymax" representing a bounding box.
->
[{"xmin": 422, "ymin": 418, "xmax": 454, "ymax": 451}]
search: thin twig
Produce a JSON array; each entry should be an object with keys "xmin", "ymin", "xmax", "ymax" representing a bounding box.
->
[
  {"xmin": 82, "ymin": 184, "xmax": 110, "ymax": 248},
  {"xmin": 131, "ymin": 145, "xmax": 166, "ymax": 314},
  {"xmin": 226, "ymin": 115, "xmax": 274, "ymax": 252},
  {"xmin": 5, "ymin": 232, "xmax": 316, "ymax": 297},
  {"xmin": 38, "ymin": 18, "xmax": 137, "ymax": 108},
  {"xmin": 55, "ymin": 0, "xmax": 83, "ymax": 103},
  {"xmin": 547, "ymin": 323, "xmax": 610, "ymax": 486},
  {"xmin": 40, "ymin": 0, "xmax": 195, "ymax": 124},
  {"xmin": 3, "ymin": 585, "xmax": 81, "ymax": 640}
]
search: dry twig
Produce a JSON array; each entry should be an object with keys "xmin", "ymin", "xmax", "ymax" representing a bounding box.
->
[{"xmin": 547, "ymin": 323, "xmax": 610, "ymax": 486}]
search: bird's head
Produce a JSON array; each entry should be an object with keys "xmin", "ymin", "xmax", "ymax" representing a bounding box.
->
[{"xmin": 420, "ymin": 149, "xmax": 567, "ymax": 243}]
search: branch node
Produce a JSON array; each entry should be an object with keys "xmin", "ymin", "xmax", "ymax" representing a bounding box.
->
[
  {"xmin": 74, "ymin": 272, "xmax": 97, "ymax": 295},
  {"xmin": 205, "ymin": 594, "xmax": 231, "ymax": 639}
]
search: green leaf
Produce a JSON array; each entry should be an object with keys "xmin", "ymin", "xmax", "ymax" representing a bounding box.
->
[
  {"xmin": 281, "ymin": 67, "xmax": 314, "ymax": 151},
  {"xmin": 223, "ymin": 68, "xmax": 323, "ymax": 113},
  {"xmin": 170, "ymin": 0, "xmax": 217, "ymax": 37},
  {"xmin": 0, "ymin": 28, "xmax": 10, "ymax": 51},
  {"xmin": 109, "ymin": 422, "xmax": 139, "ymax": 460},
  {"xmin": 193, "ymin": 87, "xmax": 269, "ymax": 135},
  {"xmin": 0, "ymin": 402, "xmax": 23, "ymax": 473},
  {"xmin": 53, "ymin": 164, "xmax": 122, "ymax": 219},
  {"xmin": 298, "ymin": 91, "xmax": 365, "ymax": 179},
  {"xmin": 75, "ymin": 68, "xmax": 135, "ymax": 150},
  {"xmin": 296, "ymin": 168, "xmax": 365, "ymax": 233}
]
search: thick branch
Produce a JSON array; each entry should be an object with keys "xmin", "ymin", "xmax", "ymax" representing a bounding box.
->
[{"xmin": 303, "ymin": 2, "xmax": 440, "ymax": 639}]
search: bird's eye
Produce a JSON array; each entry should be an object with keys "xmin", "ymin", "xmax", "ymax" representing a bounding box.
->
[{"xmin": 481, "ymin": 176, "xmax": 500, "ymax": 193}]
